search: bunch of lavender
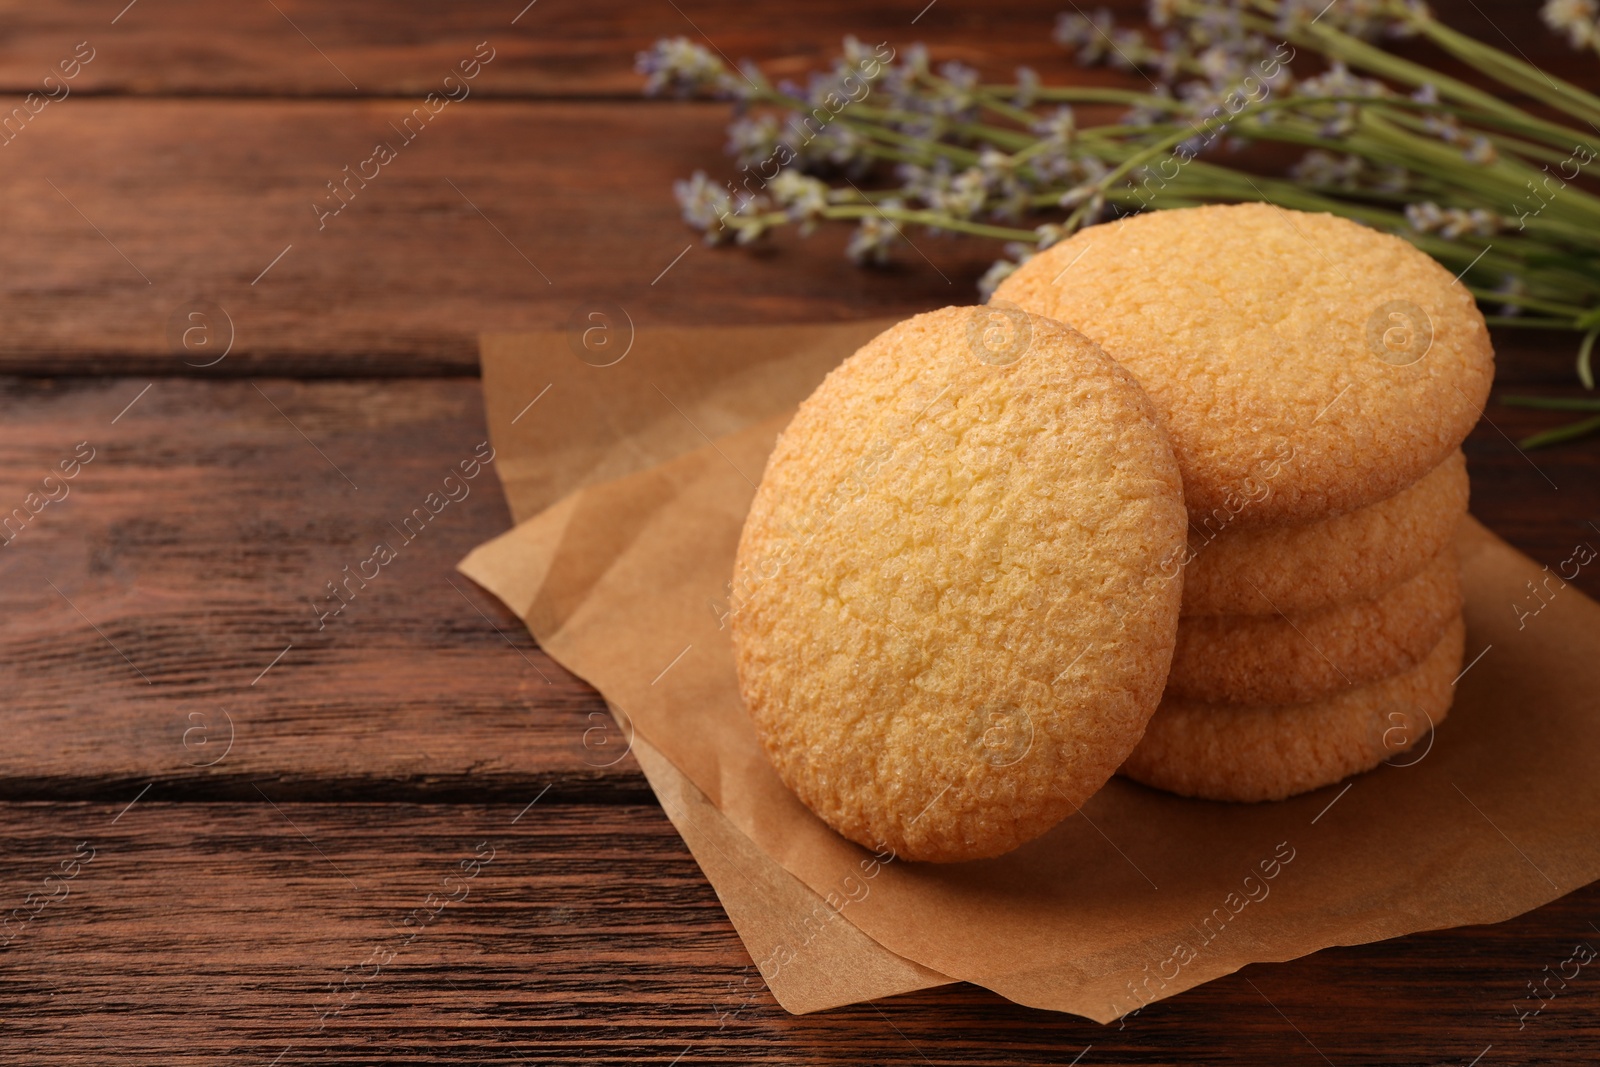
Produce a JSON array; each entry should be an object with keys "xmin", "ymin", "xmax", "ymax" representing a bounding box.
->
[{"xmin": 640, "ymin": 0, "xmax": 1600, "ymax": 444}]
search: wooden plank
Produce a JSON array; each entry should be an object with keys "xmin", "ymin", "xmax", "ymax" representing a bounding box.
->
[
  {"xmin": 0, "ymin": 375, "xmax": 1595, "ymax": 802},
  {"xmin": 0, "ymin": 377, "xmax": 633, "ymax": 801},
  {"xmin": 0, "ymin": 100, "xmax": 1002, "ymax": 375},
  {"xmin": 0, "ymin": 0, "xmax": 1585, "ymax": 98},
  {"xmin": 1, "ymin": 98, "xmax": 1598, "ymax": 380},
  {"xmin": 1, "ymin": 2, "xmax": 1594, "ymax": 1058},
  {"xmin": 1465, "ymin": 399, "xmax": 1600, "ymax": 564},
  {"xmin": 0, "ymin": 0, "xmax": 1105, "ymax": 98},
  {"xmin": 1, "ymin": 800, "xmax": 1597, "ymax": 1064}
]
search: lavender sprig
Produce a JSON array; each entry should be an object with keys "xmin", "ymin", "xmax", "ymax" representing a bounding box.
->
[{"xmin": 640, "ymin": 0, "xmax": 1600, "ymax": 443}]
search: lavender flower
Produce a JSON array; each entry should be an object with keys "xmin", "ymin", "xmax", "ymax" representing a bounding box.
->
[
  {"xmin": 1034, "ymin": 222, "xmax": 1069, "ymax": 250},
  {"xmin": 836, "ymin": 36, "xmax": 890, "ymax": 84},
  {"xmin": 1106, "ymin": 28, "xmax": 1158, "ymax": 71},
  {"xmin": 978, "ymin": 258, "xmax": 1022, "ymax": 300},
  {"xmin": 768, "ymin": 169, "xmax": 831, "ymax": 233},
  {"xmin": 1186, "ymin": 3, "xmax": 1243, "ymax": 50},
  {"xmin": 1463, "ymin": 136, "xmax": 1498, "ymax": 165},
  {"xmin": 977, "ymin": 148, "xmax": 1032, "ymax": 220},
  {"xmin": 643, "ymin": 6, "xmax": 1600, "ymax": 443},
  {"xmin": 1297, "ymin": 62, "xmax": 1390, "ymax": 99},
  {"xmin": 943, "ymin": 167, "xmax": 990, "ymax": 220},
  {"xmin": 637, "ymin": 38, "xmax": 737, "ymax": 98},
  {"xmin": 1495, "ymin": 275, "xmax": 1528, "ymax": 317},
  {"xmin": 928, "ymin": 61, "xmax": 981, "ymax": 120},
  {"xmin": 673, "ymin": 171, "xmax": 733, "ymax": 242},
  {"xmin": 1542, "ymin": 0, "xmax": 1599, "ymax": 49},
  {"xmin": 1032, "ymin": 106, "xmax": 1078, "ymax": 144},
  {"xmin": 1014, "ymin": 66, "xmax": 1041, "ymax": 108},
  {"xmin": 1197, "ymin": 44, "xmax": 1244, "ymax": 87},
  {"xmin": 1121, "ymin": 88, "xmax": 1176, "ymax": 127},
  {"xmin": 1405, "ymin": 201, "xmax": 1501, "ymax": 238},
  {"xmin": 846, "ymin": 202, "xmax": 904, "ymax": 264},
  {"xmin": 1055, "ymin": 8, "xmax": 1117, "ymax": 63},
  {"xmin": 797, "ymin": 121, "xmax": 867, "ymax": 169},
  {"xmin": 1291, "ymin": 150, "xmax": 1366, "ymax": 189},
  {"xmin": 726, "ymin": 115, "xmax": 781, "ymax": 167}
]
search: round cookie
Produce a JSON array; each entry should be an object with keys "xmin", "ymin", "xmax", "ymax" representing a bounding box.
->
[
  {"xmin": 731, "ymin": 306, "xmax": 1188, "ymax": 863},
  {"xmin": 1123, "ymin": 615, "xmax": 1465, "ymax": 802},
  {"xmin": 994, "ymin": 203, "xmax": 1494, "ymax": 527},
  {"xmin": 1183, "ymin": 449, "xmax": 1468, "ymax": 616},
  {"xmin": 1167, "ymin": 545, "xmax": 1462, "ymax": 706}
]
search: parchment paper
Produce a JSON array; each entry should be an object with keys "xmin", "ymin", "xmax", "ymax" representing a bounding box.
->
[{"xmin": 460, "ymin": 321, "xmax": 1600, "ymax": 1021}]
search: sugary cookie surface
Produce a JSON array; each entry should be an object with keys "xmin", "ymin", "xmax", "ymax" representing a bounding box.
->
[
  {"xmin": 995, "ymin": 203, "xmax": 1494, "ymax": 526},
  {"xmin": 1169, "ymin": 544, "xmax": 1462, "ymax": 705},
  {"xmin": 731, "ymin": 306, "xmax": 1187, "ymax": 861},
  {"xmin": 1182, "ymin": 449, "xmax": 1468, "ymax": 616},
  {"xmin": 1124, "ymin": 615, "xmax": 1466, "ymax": 802}
]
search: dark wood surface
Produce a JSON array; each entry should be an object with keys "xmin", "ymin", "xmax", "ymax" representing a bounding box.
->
[
  {"xmin": 0, "ymin": 0, "xmax": 1583, "ymax": 377},
  {"xmin": 3, "ymin": 2, "xmax": 1599, "ymax": 1063},
  {"xmin": 2, "ymin": 802, "xmax": 1596, "ymax": 1065},
  {"xmin": 1, "ymin": 0, "xmax": 1588, "ymax": 100}
]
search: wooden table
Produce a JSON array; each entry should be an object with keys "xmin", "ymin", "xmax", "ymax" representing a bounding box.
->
[{"xmin": 2, "ymin": 2, "xmax": 1597, "ymax": 1062}]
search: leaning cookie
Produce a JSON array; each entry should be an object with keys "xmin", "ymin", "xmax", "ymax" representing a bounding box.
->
[
  {"xmin": 1167, "ymin": 545, "xmax": 1462, "ymax": 706},
  {"xmin": 731, "ymin": 306, "xmax": 1188, "ymax": 862},
  {"xmin": 1122, "ymin": 615, "xmax": 1465, "ymax": 803},
  {"xmin": 1183, "ymin": 449, "xmax": 1468, "ymax": 616},
  {"xmin": 995, "ymin": 203, "xmax": 1494, "ymax": 526}
]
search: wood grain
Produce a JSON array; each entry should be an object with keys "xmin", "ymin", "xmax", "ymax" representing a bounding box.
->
[
  {"xmin": 0, "ymin": 0, "xmax": 1584, "ymax": 99},
  {"xmin": 1, "ymin": 800, "xmax": 1597, "ymax": 1066},
  {"xmin": 0, "ymin": 1, "xmax": 1590, "ymax": 377},
  {"xmin": 0, "ymin": 377, "xmax": 634, "ymax": 802},
  {"xmin": 0, "ymin": 98, "xmax": 1596, "ymax": 382},
  {"xmin": 3, "ymin": 0, "xmax": 1599, "ymax": 1058},
  {"xmin": 0, "ymin": 375, "xmax": 1594, "ymax": 805},
  {"xmin": 0, "ymin": 99, "xmax": 1000, "ymax": 376},
  {"xmin": 0, "ymin": 0, "xmax": 1115, "ymax": 99}
]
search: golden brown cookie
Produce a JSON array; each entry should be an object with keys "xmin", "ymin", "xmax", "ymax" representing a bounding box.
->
[
  {"xmin": 1183, "ymin": 449, "xmax": 1468, "ymax": 616},
  {"xmin": 994, "ymin": 203, "xmax": 1494, "ymax": 527},
  {"xmin": 1167, "ymin": 545, "xmax": 1462, "ymax": 705},
  {"xmin": 1122, "ymin": 614, "xmax": 1465, "ymax": 802},
  {"xmin": 731, "ymin": 306, "xmax": 1188, "ymax": 862}
]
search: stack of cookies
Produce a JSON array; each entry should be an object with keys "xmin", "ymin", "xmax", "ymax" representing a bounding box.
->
[
  {"xmin": 996, "ymin": 203, "xmax": 1494, "ymax": 802},
  {"xmin": 730, "ymin": 204, "xmax": 1494, "ymax": 862}
]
